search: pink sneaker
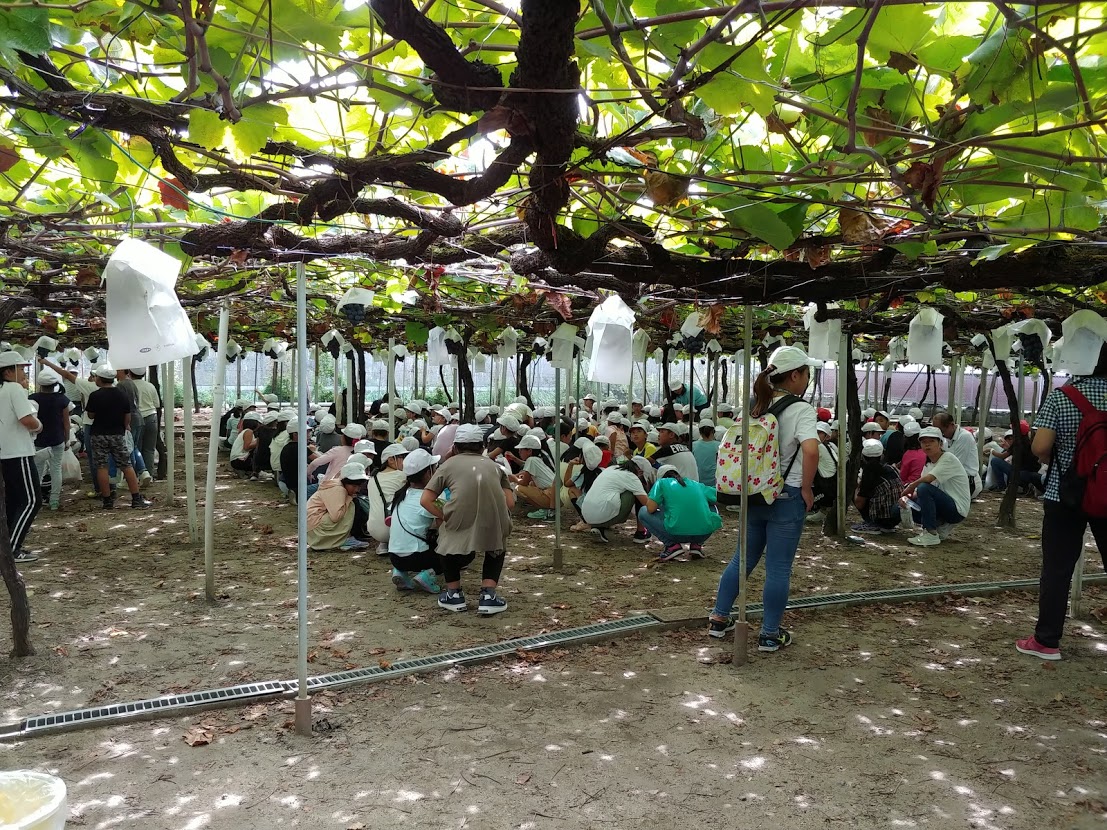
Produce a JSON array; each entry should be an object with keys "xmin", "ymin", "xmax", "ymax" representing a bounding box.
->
[{"xmin": 1015, "ymin": 636, "xmax": 1061, "ymax": 661}]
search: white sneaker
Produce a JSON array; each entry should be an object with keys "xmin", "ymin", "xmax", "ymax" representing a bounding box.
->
[
  {"xmin": 936, "ymin": 522, "xmax": 953, "ymax": 541},
  {"xmin": 805, "ymin": 510, "xmax": 825, "ymax": 523},
  {"xmin": 139, "ymin": 471, "xmax": 153, "ymax": 486},
  {"xmin": 908, "ymin": 531, "xmax": 941, "ymax": 547}
]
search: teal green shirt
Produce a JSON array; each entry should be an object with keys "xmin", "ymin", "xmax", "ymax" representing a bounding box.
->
[
  {"xmin": 692, "ymin": 439, "xmax": 719, "ymax": 487},
  {"xmin": 647, "ymin": 477, "xmax": 723, "ymax": 536},
  {"xmin": 672, "ymin": 385, "xmax": 708, "ymax": 409}
]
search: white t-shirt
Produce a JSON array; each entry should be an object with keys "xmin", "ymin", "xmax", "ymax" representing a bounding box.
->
[
  {"xmin": 580, "ymin": 468, "xmax": 645, "ymax": 525},
  {"xmin": 772, "ymin": 395, "xmax": 819, "ymax": 487},
  {"xmin": 0, "ymin": 382, "xmax": 37, "ymax": 459},
  {"xmin": 134, "ymin": 379, "xmax": 161, "ymax": 418},
  {"xmin": 923, "ymin": 451, "xmax": 972, "ymax": 518},
  {"xmin": 817, "ymin": 441, "xmax": 838, "ymax": 478},
  {"xmin": 75, "ymin": 378, "xmax": 97, "ymax": 426},
  {"xmin": 946, "ymin": 428, "xmax": 981, "ymax": 478},
  {"xmin": 230, "ymin": 428, "xmax": 253, "ymax": 462},
  {"xmin": 653, "ymin": 443, "xmax": 700, "ymax": 482},
  {"xmin": 523, "ymin": 455, "xmax": 555, "ymax": 489}
]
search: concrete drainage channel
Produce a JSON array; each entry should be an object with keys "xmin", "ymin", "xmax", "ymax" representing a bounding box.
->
[{"xmin": 2, "ymin": 574, "xmax": 1103, "ymax": 742}]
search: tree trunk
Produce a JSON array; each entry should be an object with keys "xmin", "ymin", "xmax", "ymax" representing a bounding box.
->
[
  {"xmin": 991, "ymin": 351, "xmax": 1024, "ymax": 529},
  {"xmin": 517, "ymin": 351, "xmax": 534, "ymax": 407},
  {"xmin": 0, "ymin": 298, "xmax": 34, "ymax": 656},
  {"xmin": 809, "ymin": 367, "xmax": 821, "ymax": 404},
  {"xmin": 356, "ymin": 344, "xmax": 367, "ymax": 423},
  {"xmin": 458, "ymin": 337, "xmax": 476, "ymax": 422},
  {"xmin": 190, "ymin": 358, "xmax": 200, "ymax": 414},
  {"xmin": 920, "ymin": 368, "xmax": 932, "ymax": 411},
  {"xmin": 438, "ymin": 365, "xmax": 453, "ymax": 403},
  {"xmin": 149, "ymin": 364, "xmax": 168, "ymax": 479},
  {"xmin": 720, "ymin": 357, "xmax": 729, "ymax": 403},
  {"xmin": 882, "ymin": 375, "xmax": 892, "ymax": 411}
]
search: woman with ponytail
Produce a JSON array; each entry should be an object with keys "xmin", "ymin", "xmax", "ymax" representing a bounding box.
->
[{"xmin": 708, "ymin": 345, "xmax": 820, "ymax": 652}]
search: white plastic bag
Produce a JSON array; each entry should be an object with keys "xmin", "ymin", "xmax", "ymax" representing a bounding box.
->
[
  {"xmin": 586, "ymin": 296, "xmax": 636, "ymax": 384},
  {"xmin": 803, "ymin": 303, "xmax": 841, "ymax": 360},
  {"xmin": 62, "ymin": 449, "xmax": 81, "ymax": 482},
  {"xmin": 550, "ymin": 323, "xmax": 579, "ymax": 370},
  {"xmin": 426, "ymin": 327, "xmax": 449, "ymax": 366},
  {"xmin": 1058, "ymin": 310, "xmax": 1107, "ymax": 375},
  {"xmin": 907, "ymin": 308, "xmax": 944, "ymax": 367},
  {"xmin": 106, "ymin": 238, "xmax": 199, "ymax": 367}
]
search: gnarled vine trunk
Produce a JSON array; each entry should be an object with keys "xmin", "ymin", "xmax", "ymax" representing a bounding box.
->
[{"xmin": 990, "ymin": 348, "xmax": 1024, "ymax": 529}]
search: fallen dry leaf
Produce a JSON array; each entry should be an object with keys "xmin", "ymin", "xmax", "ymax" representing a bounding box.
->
[
  {"xmin": 515, "ymin": 772, "xmax": 532, "ymax": 786},
  {"xmin": 183, "ymin": 727, "xmax": 213, "ymax": 747}
]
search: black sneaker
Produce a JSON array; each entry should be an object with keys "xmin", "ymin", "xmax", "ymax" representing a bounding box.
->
[
  {"xmin": 438, "ymin": 589, "xmax": 468, "ymax": 612},
  {"xmin": 590, "ymin": 527, "xmax": 610, "ymax": 543},
  {"xmin": 101, "ymin": 497, "xmax": 114, "ymax": 510},
  {"xmin": 13, "ymin": 549, "xmax": 39, "ymax": 563},
  {"xmin": 477, "ymin": 589, "xmax": 507, "ymax": 615},
  {"xmin": 632, "ymin": 529, "xmax": 650, "ymax": 544},
  {"xmin": 758, "ymin": 628, "xmax": 793, "ymax": 652},
  {"xmin": 657, "ymin": 543, "xmax": 684, "ymax": 562},
  {"xmin": 708, "ymin": 617, "xmax": 735, "ymax": 639},
  {"xmin": 131, "ymin": 494, "xmax": 151, "ymax": 509}
]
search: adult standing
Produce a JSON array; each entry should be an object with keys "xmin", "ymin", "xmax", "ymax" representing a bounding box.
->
[
  {"xmin": 1016, "ymin": 346, "xmax": 1107, "ymax": 661},
  {"xmin": 118, "ymin": 368, "xmax": 151, "ymax": 484},
  {"xmin": 932, "ymin": 412, "xmax": 983, "ymax": 496},
  {"xmin": 85, "ymin": 366, "xmax": 151, "ymax": 510},
  {"xmin": 131, "ymin": 368, "xmax": 160, "ymax": 477},
  {"xmin": 29, "ymin": 368, "xmax": 69, "ymax": 511},
  {"xmin": 708, "ymin": 345, "xmax": 819, "ymax": 651},
  {"xmin": 900, "ymin": 425, "xmax": 970, "ymax": 546},
  {"xmin": 0, "ymin": 352, "xmax": 43, "ymax": 561}
]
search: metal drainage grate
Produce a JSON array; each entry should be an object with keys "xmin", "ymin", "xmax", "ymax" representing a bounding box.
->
[
  {"xmin": 9, "ymin": 681, "xmax": 289, "ymax": 739},
  {"xmin": 293, "ymin": 614, "xmax": 659, "ymax": 691},
  {"xmin": 730, "ymin": 574, "xmax": 1105, "ymax": 618}
]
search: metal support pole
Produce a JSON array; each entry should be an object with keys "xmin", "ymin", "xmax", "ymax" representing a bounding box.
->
[
  {"xmin": 711, "ymin": 353, "xmax": 720, "ymax": 421},
  {"xmin": 182, "ymin": 358, "xmax": 198, "ymax": 542},
  {"xmin": 164, "ymin": 361, "xmax": 175, "ymax": 502},
  {"xmin": 312, "ymin": 345, "xmax": 320, "ymax": 403},
  {"xmin": 346, "ymin": 359, "xmax": 356, "ymax": 423},
  {"xmin": 733, "ymin": 306, "xmax": 754, "ymax": 667},
  {"xmin": 499, "ymin": 353, "xmax": 509, "ymax": 408},
  {"xmin": 1070, "ymin": 548, "xmax": 1086, "ymax": 619},
  {"xmin": 294, "ymin": 263, "xmax": 312, "ymax": 737},
  {"xmin": 386, "ymin": 338, "xmax": 396, "ymax": 442},
  {"xmin": 976, "ymin": 365, "xmax": 990, "ymax": 473},
  {"xmin": 236, "ymin": 359, "xmax": 241, "ymax": 401},
  {"xmin": 203, "ymin": 302, "xmax": 230, "ymax": 602},
  {"xmin": 836, "ymin": 330, "xmax": 849, "ymax": 538},
  {"xmin": 333, "ymin": 356, "xmax": 341, "ymax": 422},
  {"xmin": 552, "ymin": 366, "xmax": 563, "ymax": 570}
]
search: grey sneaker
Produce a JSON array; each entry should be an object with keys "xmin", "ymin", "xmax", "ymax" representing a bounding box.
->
[{"xmin": 13, "ymin": 549, "xmax": 39, "ymax": 563}]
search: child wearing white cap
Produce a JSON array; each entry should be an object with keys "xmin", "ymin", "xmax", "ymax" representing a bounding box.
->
[
  {"xmin": 30, "ymin": 367, "xmax": 70, "ymax": 511},
  {"xmin": 305, "ymin": 462, "xmax": 372, "ymax": 551},
  {"xmin": 387, "ymin": 448, "xmax": 442, "ymax": 593},
  {"xmin": 509, "ymin": 434, "xmax": 557, "ymax": 519},
  {"xmin": 306, "ymin": 422, "xmax": 366, "ymax": 483},
  {"xmin": 420, "ymin": 424, "xmax": 513, "ymax": 614},
  {"xmin": 692, "ymin": 421, "xmax": 719, "ymax": 488},
  {"xmin": 364, "ymin": 443, "xmax": 410, "ymax": 555},
  {"xmin": 851, "ymin": 439, "xmax": 903, "ymax": 534},
  {"xmin": 0, "ymin": 351, "xmax": 44, "ymax": 559}
]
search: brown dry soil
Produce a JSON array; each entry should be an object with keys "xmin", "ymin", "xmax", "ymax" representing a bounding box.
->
[{"xmin": 2, "ymin": 419, "xmax": 1105, "ymax": 829}]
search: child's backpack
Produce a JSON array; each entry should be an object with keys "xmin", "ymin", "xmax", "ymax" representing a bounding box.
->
[
  {"xmin": 1058, "ymin": 385, "xmax": 1107, "ymax": 518},
  {"xmin": 717, "ymin": 394, "xmax": 804, "ymax": 506}
]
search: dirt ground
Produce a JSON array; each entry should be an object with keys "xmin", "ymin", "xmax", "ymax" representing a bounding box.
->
[{"xmin": 2, "ymin": 416, "xmax": 1105, "ymax": 828}]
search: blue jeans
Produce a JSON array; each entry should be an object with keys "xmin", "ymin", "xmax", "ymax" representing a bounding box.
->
[
  {"xmin": 910, "ymin": 482, "xmax": 964, "ymax": 532},
  {"xmin": 989, "ymin": 456, "xmax": 1041, "ymax": 491},
  {"xmin": 712, "ymin": 484, "xmax": 806, "ymax": 637},
  {"xmin": 130, "ymin": 418, "xmax": 146, "ymax": 475},
  {"xmin": 637, "ymin": 506, "xmax": 714, "ymax": 547}
]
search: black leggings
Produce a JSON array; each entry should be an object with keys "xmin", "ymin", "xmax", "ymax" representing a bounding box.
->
[
  {"xmin": 230, "ymin": 454, "xmax": 254, "ymax": 472},
  {"xmin": 389, "ymin": 551, "xmax": 440, "ymax": 573},
  {"xmin": 3, "ymin": 456, "xmax": 41, "ymax": 552},
  {"xmin": 441, "ymin": 551, "xmax": 504, "ymax": 584},
  {"xmin": 351, "ymin": 499, "xmax": 370, "ymax": 540}
]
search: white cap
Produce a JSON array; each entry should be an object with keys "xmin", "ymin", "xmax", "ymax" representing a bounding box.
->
[
  {"xmin": 339, "ymin": 462, "xmax": 370, "ymax": 482},
  {"xmin": 261, "ymin": 412, "xmax": 279, "ymax": 425},
  {"xmin": 816, "ymin": 421, "xmax": 832, "ymax": 435},
  {"xmin": 768, "ymin": 344, "xmax": 818, "ymax": 374},
  {"xmin": 36, "ymin": 368, "xmax": 61, "ymax": 386},
  {"xmin": 861, "ymin": 422, "xmax": 883, "ymax": 433},
  {"xmin": 517, "ymin": 434, "xmax": 542, "ymax": 450},
  {"xmin": 648, "ymin": 405, "xmax": 661, "ymax": 418},
  {"xmin": 861, "ymin": 408, "xmax": 876, "ymax": 420},
  {"xmin": 403, "ymin": 448, "xmax": 440, "ymax": 476},
  {"xmin": 353, "ymin": 439, "xmax": 375, "ymax": 455},
  {"xmin": 455, "ymin": 423, "xmax": 485, "ymax": 443},
  {"xmin": 607, "ymin": 413, "xmax": 624, "ymax": 425},
  {"xmin": 668, "ymin": 379, "xmax": 683, "ymax": 392},
  {"xmin": 277, "ymin": 410, "xmax": 294, "ymax": 422},
  {"xmin": 862, "ymin": 438, "xmax": 884, "ymax": 458},
  {"xmin": 675, "ymin": 422, "xmax": 690, "ymax": 436},
  {"xmin": 474, "ymin": 408, "xmax": 489, "ymax": 422},
  {"xmin": 401, "ymin": 436, "xmax": 420, "ymax": 452},
  {"xmin": 317, "ymin": 415, "xmax": 336, "ymax": 433},
  {"xmin": 342, "ymin": 423, "xmax": 366, "ymax": 440},
  {"xmin": 919, "ymin": 426, "xmax": 943, "ymax": 440},
  {"xmin": 631, "ymin": 396, "xmax": 643, "ymax": 405},
  {"xmin": 902, "ymin": 421, "xmax": 921, "ymax": 437},
  {"xmin": 498, "ymin": 413, "xmax": 521, "ymax": 432},
  {"xmin": 94, "ymin": 365, "xmax": 116, "ymax": 380},
  {"xmin": 285, "ymin": 418, "xmax": 300, "ymax": 433},
  {"xmin": 630, "ymin": 421, "xmax": 649, "ymax": 432},
  {"xmin": 370, "ymin": 419, "xmax": 389, "ymax": 432},
  {"xmin": 594, "ymin": 435, "xmax": 610, "ymax": 446},
  {"xmin": 698, "ymin": 419, "xmax": 715, "ymax": 430},
  {"xmin": 489, "ymin": 428, "xmax": 507, "ymax": 441},
  {"xmin": 379, "ymin": 403, "xmax": 390, "ymax": 414},
  {"xmin": 582, "ymin": 393, "xmax": 596, "ymax": 401},
  {"xmin": 908, "ymin": 407, "xmax": 924, "ymax": 420},
  {"xmin": 717, "ymin": 403, "xmax": 734, "ymax": 414},
  {"xmin": 656, "ymin": 463, "xmax": 680, "ymax": 479},
  {"xmin": 380, "ymin": 443, "xmax": 410, "ymax": 462},
  {"xmin": 658, "ymin": 422, "xmax": 680, "ymax": 434}
]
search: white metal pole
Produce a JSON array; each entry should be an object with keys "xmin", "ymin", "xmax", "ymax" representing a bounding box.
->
[
  {"xmin": 294, "ymin": 263, "xmax": 312, "ymax": 737},
  {"xmin": 182, "ymin": 358, "xmax": 198, "ymax": 542},
  {"xmin": 499, "ymin": 353, "xmax": 508, "ymax": 407},
  {"xmin": 711, "ymin": 353, "xmax": 720, "ymax": 421},
  {"xmin": 289, "ymin": 348, "xmax": 297, "ymax": 410},
  {"xmin": 236, "ymin": 359, "xmax": 242, "ymax": 400},
  {"xmin": 732, "ymin": 352, "xmax": 740, "ymax": 407},
  {"xmin": 836, "ymin": 330, "xmax": 849, "ymax": 538},
  {"xmin": 333, "ymin": 356, "xmax": 341, "ymax": 422},
  {"xmin": 734, "ymin": 306, "xmax": 753, "ymax": 667},
  {"xmin": 312, "ymin": 345, "xmax": 320, "ymax": 404},
  {"xmin": 346, "ymin": 357, "xmax": 356, "ymax": 423},
  {"xmin": 204, "ymin": 302, "xmax": 231, "ymax": 602},
  {"xmin": 164, "ymin": 361, "xmax": 175, "ymax": 502},
  {"xmin": 976, "ymin": 364, "xmax": 990, "ymax": 473},
  {"xmin": 553, "ymin": 366, "xmax": 562, "ymax": 570},
  {"xmin": 386, "ymin": 338, "xmax": 396, "ymax": 442}
]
